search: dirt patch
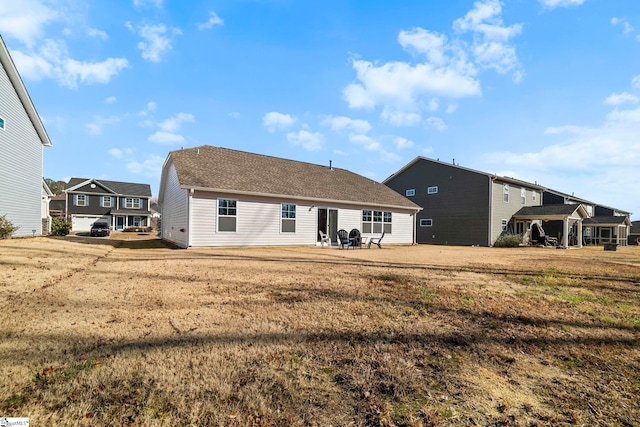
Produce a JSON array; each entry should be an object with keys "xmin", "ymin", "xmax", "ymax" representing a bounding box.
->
[{"xmin": 1, "ymin": 238, "xmax": 638, "ymax": 426}]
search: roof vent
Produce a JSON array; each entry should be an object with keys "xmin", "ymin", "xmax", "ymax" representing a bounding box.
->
[{"xmin": 329, "ymin": 160, "xmax": 333, "ymax": 170}]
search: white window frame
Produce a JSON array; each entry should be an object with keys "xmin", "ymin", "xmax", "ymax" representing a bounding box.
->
[
  {"xmin": 420, "ymin": 219, "xmax": 433, "ymax": 227},
  {"xmin": 362, "ymin": 210, "xmax": 392, "ymax": 234},
  {"xmin": 501, "ymin": 219, "xmax": 508, "ymax": 232},
  {"xmin": 217, "ymin": 199, "xmax": 237, "ymax": 232},
  {"xmin": 427, "ymin": 186, "xmax": 438, "ymax": 195},
  {"xmin": 75, "ymin": 194, "xmax": 87, "ymax": 207},
  {"xmin": 0, "ymin": 116, "xmax": 5, "ymax": 131},
  {"xmin": 133, "ymin": 216, "xmax": 142, "ymax": 227},
  {"xmin": 281, "ymin": 203, "xmax": 296, "ymax": 233},
  {"xmin": 125, "ymin": 197, "xmax": 141, "ymax": 209},
  {"xmin": 405, "ymin": 189, "xmax": 415, "ymax": 197},
  {"xmin": 503, "ymin": 184, "xmax": 509, "ymax": 203},
  {"xmin": 521, "ymin": 188, "xmax": 526, "ymax": 205},
  {"xmin": 101, "ymin": 196, "xmax": 113, "ymax": 208}
]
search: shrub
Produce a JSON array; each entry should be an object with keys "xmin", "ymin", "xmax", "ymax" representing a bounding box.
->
[
  {"xmin": 51, "ymin": 218, "xmax": 72, "ymax": 236},
  {"xmin": 0, "ymin": 214, "xmax": 19, "ymax": 238},
  {"xmin": 493, "ymin": 233, "xmax": 523, "ymax": 248}
]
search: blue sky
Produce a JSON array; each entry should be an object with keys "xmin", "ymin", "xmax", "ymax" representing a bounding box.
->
[{"xmin": 1, "ymin": 0, "xmax": 639, "ymax": 219}]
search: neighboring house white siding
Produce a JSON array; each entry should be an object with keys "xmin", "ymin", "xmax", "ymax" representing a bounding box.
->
[
  {"xmin": 160, "ymin": 163, "xmax": 188, "ymax": 247},
  {"xmin": 0, "ymin": 57, "xmax": 45, "ymax": 237}
]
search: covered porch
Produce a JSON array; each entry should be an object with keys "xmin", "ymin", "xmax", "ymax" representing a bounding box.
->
[
  {"xmin": 110, "ymin": 209, "xmax": 152, "ymax": 231},
  {"xmin": 512, "ymin": 204, "xmax": 589, "ymax": 249},
  {"xmin": 582, "ymin": 216, "xmax": 632, "ymax": 247}
]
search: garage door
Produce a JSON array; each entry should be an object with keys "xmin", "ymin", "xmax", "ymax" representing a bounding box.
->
[{"xmin": 71, "ymin": 215, "xmax": 110, "ymax": 232}]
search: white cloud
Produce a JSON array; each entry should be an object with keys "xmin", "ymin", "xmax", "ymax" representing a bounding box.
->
[
  {"xmin": 197, "ymin": 11, "xmax": 224, "ymax": 30},
  {"xmin": 108, "ymin": 148, "xmax": 123, "ymax": 158},
  {"xmin": 105, "ymin": 96, "xmax": 117, "ymax": 104},
  {"xmin": 127, "ymin": 154, "xmax": 164, "ymax": 177},
  {"xmin": 9, "ymin": 39, "xmax": 129, "ymax": 89},
  {"xmin": 148, "ymin": 131, "xmax": 185, "ymax": 144},
  {"xmin": 446, "ymin": 104, "xmax": 459, "ymax": 114},
  {"xmin": 128, "ymin": 22, "xmax": 182, "ymax": 63},
  {"xmin": 158, "ymin": 112, "xmax": 195, "ymax": 132},
  {"xmin": 321, "ymin": 115, "xmax": 372, "ymax": 134},
  {"xmin": 394, "ymin": 137, "xmax": 414, "ymax": 150},
  {"xmin": 632, "ymin": 75, "xmax": 640, "ymax": 89},
  {"xmin": 108, "ymin": 148, "xmax": 134, "ymax": 159},
  {"xmin": 286, "ymin": 130, "xmax": 324, "ymax": 151},
  {"xmin": 538, "ymin": 0, "xmax": 585, "ymax": 9},
  {"xmin": 0, "ymin": 0, "xmax": 59, "ymax": 47},
  {"xmin": 263, "ymin": 112, "xmax": 296, "ymax": 132},
  {"xmin": 605, "ymin": 92, "xmax": 639, "ymax": 106},
  {"xmin": 139, "ymin": 101, "xmax": 157, "ymax": 116},
  {"xmin": 88, "ymin": 28, "xmax": 108, "ymax": 40},
  {"xmin": 611, "ymin": 17, "xmax": 634, "ymax": 36},
  {"xmin": 133, "ymin": 0, "xmax": 163, "ymax": 8},
  {"xmin": 425, "ymin": 117, "xmax": 447, "ymax": 132},
  {"xmin": 349, "ymin": 134, "xmax": 380, "ymax": 151},
  {"xmin": 85, "ymin": 116, "xmax": 120, "ymax": 135},
  {"xmin": 381, "ymin": 108, "xmax": 422, "ymax": 127}
]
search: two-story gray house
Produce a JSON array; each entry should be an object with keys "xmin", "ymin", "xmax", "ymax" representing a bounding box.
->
[
  {"xmin": 0, "ymin": 35, "xmax": 52, "ymax": 237},
  {"xmin": 64, "ymin": 178, "xmax": 152, "ymax": 232},
  {"xmin": 384, "ymin": 157, "xmax": 545, "ymax": 246}
]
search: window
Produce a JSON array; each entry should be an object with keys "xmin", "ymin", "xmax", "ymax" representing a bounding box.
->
[
  {"xmin": 125, "ymin": 198, "xmax": 141, "ymax": 209},
  {"xmin": 0, "ymin": 116, "xmax": 5, "ymax": 131},
  {"xmin": 281, "ymin": 203, "xmax": 296, "ymax": 233},
  {"xmin": 420, "ymin": 219, "xmax": 433, "ymax": 227},
  {"xmin": 101, "ymin": 196, "xmax": 113, "ymax": 208},
  {"xmin": 75, "ymin": 194, "xmax": 87, "ymax": 206},
  {"xmin": 427, "ymin": 186, "xmax": 438, "ymax": 194},
  {"xmin": 133, "ymin": 217, "xmax": 141, "ymax": 227},
  {"xmin": 405, "ymin": 189, "xmax": 415, "ymax": 197},
  {"xmin": 521, "ymin": 188, "xmax": 526, "ymax": 204},
  {"xmin": 501, "ymin": 219, "xmax": 508, "ymax": 232},
  {"xmin": 362, "ymin": 210, "xmax": 391, "ymax": 234},
  {"xmin": 218, "ymin": 199, "xmax": 237, "ymax": 232},
  {"xmin": 532, "ymin": 191, "xmax": 537, "ymax": 201},
  {"xmin": 503, "ymin": 184, "xmax": 509, "ymax": 203}
]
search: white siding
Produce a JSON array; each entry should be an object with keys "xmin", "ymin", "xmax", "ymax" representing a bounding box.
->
[
  {"xmin": 489, "ymin": 181, "xmax": 542, "ymax": 245},
  {"xmin": 160, "ymin": 163, "xmax": 189, "ymax": 247},
  {"xmin": 188, "ymin": 191, "xmax": 416, "ymax": 247},
  {"xmin": 0, "ymin": 58, "xmax": 44, "ymax": 236}
]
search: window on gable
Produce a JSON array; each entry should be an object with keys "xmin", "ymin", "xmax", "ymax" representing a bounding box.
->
[
  {"xmin": 420, "ymin": 219, "xmax": 433, "ymax": 227},
  {"xmin": 0, "ymin": 116, "xmax": 5, "ymax": 131},
  {"xmin": 281, "ymin": 203, "xmax": 296, "ymax": 233},
  {"xmin": 405, "ymin": 189, "xmax": 415, "ymax": 197},
  {"xmin": 362, "ymin": 210, "xmax": 392, "ymax": 234},
  {"xmin": 218, "ymin": 199, "xmax": 237, "ymax": 232},
  {"xmin": 75, "ymin": 194, "xmax": 87, "ymax": 206},
  {"xmin": 521, "ymin": 188, "xmax": 526, "ymax": 204},
  {"xmin": 503, "ymin": 184, "xmax": 509, "ymax": 203},
  {"xmin": 427, "ymin": 186, "xmax": 438, "ymax": 195},
  {"xmin": 101, "ymin": 196, "xmax": 113, "ymax": 208},
  {"xmin": 125, "ymin": 198, "xmax": 141, "ymax": 209}
]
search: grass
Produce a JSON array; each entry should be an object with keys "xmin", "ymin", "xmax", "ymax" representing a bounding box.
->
[{"xmin": 0, "ymin": 237, "xmax": 639, "ymax": 426}]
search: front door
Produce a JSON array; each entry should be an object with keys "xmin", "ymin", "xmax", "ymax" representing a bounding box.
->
[{"xmin": 116, "ymin": 216, "xmax": 125, "ymax": 231}]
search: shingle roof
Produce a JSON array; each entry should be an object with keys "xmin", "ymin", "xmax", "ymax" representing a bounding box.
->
[
  {"xmin": 514, "ymin": 204, "xmax": 585, "ymax": 217},
  {"xmin": 168, "ymin": 145, "xmax": 420, "ymax": 210},
  {"xmin": 66, "ymin": 178, "xmax": 152, "ymax": 197},
  {"xmin": 583, "ymin": 216, "xmax": 630, "ymax": 226},
  {"xmin": 631, "ymin": 221, "xmax": 640, "ymax": 234}
]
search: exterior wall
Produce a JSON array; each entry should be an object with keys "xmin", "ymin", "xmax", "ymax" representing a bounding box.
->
[
  {"xmin": 490, "ymin": 181, "xmax": 542, "ymax": 244},
  {"xmin": 0, "ymin": 60, "xmax": 44, "ymax": 236},
  {"xmin": 160, "ymin": 163, "xmax": 189, "ymax": 247},
  {"xmin": 595, "ymin": 206, "xmax": 615, "ymax": 216},
  {"xmin": 66, "ymin": 193, "xmax": 113, "ymax": 216},
  {"xmin": 385, "ymin": 159, "xmax": 490, "ymax": 246},
  {"xmin": 116, "ymin": 196, "xmax": 149, "ymax": 211},
  {"xmin": 187, "ymin": 191, "xmax": 415, "ymax": 248}
]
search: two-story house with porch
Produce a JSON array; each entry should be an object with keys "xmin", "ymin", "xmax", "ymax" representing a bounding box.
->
[{"xmin": 64, "ymin": 178, "xmax": 152, "ymax": 232}]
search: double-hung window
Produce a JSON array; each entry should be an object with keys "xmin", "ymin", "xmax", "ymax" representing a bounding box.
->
[
  {"xmin": 75, "ymin": 194, "xmax": 87, "ymax": 206},
  {"xmin": 218, "ymin": 199, "xmax": 237, "ymax": 232},
  {"xmin": 362, "ymin": 210, "xmax": 392, "ymax": 234},
  {"xmin": 281, "ymin": 204, "xmax": 296, "ymax": 233},
  {"xmin": 521, "ymin": 188, "xmax": 526, "ymax": 204},
  {"xmin": 101, "ymin": 196, "xmax": 113, "ymax": 208},
  {"xmin": 125, "ymin": 197, "xmax": 141, "ymax": 209},
  {"xmin": 503, "ymin": 184, "xmax": 509, "ymax": 203}
]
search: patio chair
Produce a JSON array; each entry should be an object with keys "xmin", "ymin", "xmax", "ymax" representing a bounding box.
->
[
  {"xmin": 318, "ymin": 230, "xmax": 331, "ymax": 248},
  {"xmin": 368, "ymin": 231, "xmax": 385, "ymax": 249},
  {"xmin": 349, "ymin": 229, "xmax": 362, "ymax": 248},
  {"xmin": 337, "ymin": 229, "xmax": 352, "ymax": 249}
]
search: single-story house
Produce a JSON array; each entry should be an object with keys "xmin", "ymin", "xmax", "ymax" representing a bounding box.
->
[{"xmin": 158, "ymin": 145, "xmax": 421, "ymax": 248}]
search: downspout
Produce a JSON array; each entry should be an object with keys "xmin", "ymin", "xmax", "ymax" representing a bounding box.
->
[
  {"xmin": 187, "ymin": 188, "xmax": 194, "ymax": 248},
  {"xmin": 488, "ymin": 176, "xmax": 493, "ymax": 246}
]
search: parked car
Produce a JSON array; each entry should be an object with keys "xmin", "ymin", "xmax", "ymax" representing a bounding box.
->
[{"xmin": 90, "ymin": 222, "xmax": 111, "ymax": 237}]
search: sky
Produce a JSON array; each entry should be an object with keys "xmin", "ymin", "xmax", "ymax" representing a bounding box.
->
[{"xmin": 0, "ymin": 0, "xmax": 639, "ymax": 219}]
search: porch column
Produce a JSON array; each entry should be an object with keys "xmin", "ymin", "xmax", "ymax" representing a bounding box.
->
[
  {"xmin": 562, "ymin": 218, "xmax": 569, "ymax": 248},
  {"xmin": 577, "ymin": 220, "xmax": 583, "ymax": 249}
]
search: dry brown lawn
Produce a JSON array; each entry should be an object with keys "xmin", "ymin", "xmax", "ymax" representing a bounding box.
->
[{"xmin": 0, "ymin": 235, "xmax": 639, "ymax": 426}]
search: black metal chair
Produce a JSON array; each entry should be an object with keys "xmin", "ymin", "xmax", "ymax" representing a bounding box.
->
[
  {"xmin": 349, "ymin": 229, "xmax": 361, "ymax": 248},
  {"xmin": 337, "ymin": 229, "xmax": 351, "ymax": 249},
  {"xmin": 368, "ymin": 230, "xmax": 385, "ymax": 248}
]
